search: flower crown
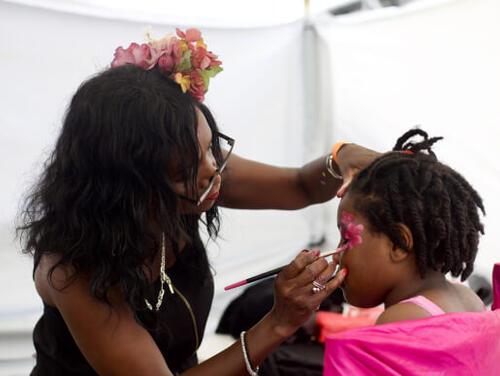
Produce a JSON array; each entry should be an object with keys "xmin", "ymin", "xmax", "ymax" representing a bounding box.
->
[{"xmin": 111, "ymin": 28, "xmax": 222, "ymax": 102}]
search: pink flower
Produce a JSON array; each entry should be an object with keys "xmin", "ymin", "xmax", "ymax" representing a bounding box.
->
[
  {"xmin": 176, "ymin": 28, "xmax": 202, "ymax": 42},
  {"xmin": 340, "ymin": 211, "xmax": 364, "ymax": 249},
  {"xmin": 111, "ymin": 42, "xmax": 154, "ymax": 70},
  {"xmin": 110, "ymin": 28, "xmax": 222, "ymax": 102},
  {"xmin": 148, "ymin": 34, "xmax": 175, "ymax": 52},
  {"xmin": 191, "ymin": 47, "xmax": 211, "ymax": 69},
  {"xmin": 171, "ymin": 42, "xmax": 183, "ymax": 66},
  {"xmin": 157, "ymin": 54, "xmax": 175, "ymax": 74},
  {"xmin": 207, "ymin": 51, "xmax": 222, "ymax": 67},
  {"xmin": 189, "ymin": 70, "xmax": 206, "ymax": 102}
]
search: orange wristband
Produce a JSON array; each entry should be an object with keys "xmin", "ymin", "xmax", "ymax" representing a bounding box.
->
[{"xmin": 332, "ymin": 141, "xmax": 348, "ymax": 165}]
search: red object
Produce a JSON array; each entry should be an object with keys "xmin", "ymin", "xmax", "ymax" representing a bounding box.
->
[
  {"xmin": 224, "ymin": 279, "xmax": 247, "ymax": 290},
  {"xmin": 316, "ymin": 306, "xmax": 383, "ymax": 343}
]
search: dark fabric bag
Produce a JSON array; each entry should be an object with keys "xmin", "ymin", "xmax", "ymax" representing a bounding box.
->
[
  {"xmin": 259, "ymin": 343, "xmax": 324, "ymax": 376},
  {"xmin": 216, "ymin": 278, "xmax": 345, "ymax": 375}
]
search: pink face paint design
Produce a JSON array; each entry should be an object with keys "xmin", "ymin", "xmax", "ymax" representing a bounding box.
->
[{"xmin": 340, "ymin": 211, "xmax": 364, "ymax": 249}]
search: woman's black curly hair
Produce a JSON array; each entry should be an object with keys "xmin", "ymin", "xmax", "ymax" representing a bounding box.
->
[
  {"xmin": 349, "ymin": 129, "xmax": 485, "ymax": 281},
  {"xmin": 17, "ymin": 64, "xmax": 222, "ymax": 311}
]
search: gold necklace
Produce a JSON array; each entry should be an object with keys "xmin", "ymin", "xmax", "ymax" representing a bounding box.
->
[{"xmin": 145, "ymin": 233, "xmax": 174, "ymax": 311}]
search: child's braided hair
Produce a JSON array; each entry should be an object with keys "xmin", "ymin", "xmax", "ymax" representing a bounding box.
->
[{"xmin": 349, "ymin": 129, "xmax": 485, "ymax": 281}]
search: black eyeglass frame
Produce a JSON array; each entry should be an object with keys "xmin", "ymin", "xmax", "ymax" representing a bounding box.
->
[{"xmin": 179, "ymin": 132, "xmax": 235, "ymax": 206}]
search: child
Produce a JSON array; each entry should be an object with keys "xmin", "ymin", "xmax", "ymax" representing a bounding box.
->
[
  {"xmin": 337, "ymin": 129, "xmax": 485, "ymax": 321},
  {"xmin": 324, "ymin": 129, "xmax": 500, "ymax": 375}
]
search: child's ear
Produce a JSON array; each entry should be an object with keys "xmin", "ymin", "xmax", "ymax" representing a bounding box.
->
[{"xmin": 390, "ymin": 223, "xmax": 413, "ymax": 262}]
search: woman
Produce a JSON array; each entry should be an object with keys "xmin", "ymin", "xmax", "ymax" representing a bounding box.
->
[{"xmin": 19, "ymin": 29, "xmax": 378, "ymax": 375}]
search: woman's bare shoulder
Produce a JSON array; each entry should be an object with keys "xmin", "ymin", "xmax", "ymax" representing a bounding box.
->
[{"xmin": 34, "ymin": 253, "xmax": 80, "ymax": 306}]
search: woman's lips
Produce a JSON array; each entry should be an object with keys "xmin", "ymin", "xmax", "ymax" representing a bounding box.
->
[{"xmin": 206, "ymin": 191, "xmax": 219, "ymax": 200}]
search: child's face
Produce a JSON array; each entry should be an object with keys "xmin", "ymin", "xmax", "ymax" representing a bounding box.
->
[{"xmin": 336, "ymin": 193, "xmax": 400, "ymax": 308}]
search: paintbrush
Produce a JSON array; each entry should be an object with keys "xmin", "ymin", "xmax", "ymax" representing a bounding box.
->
[{"xmin": 224, "ymin": 245, "xmax": 347, "ymax": 291}]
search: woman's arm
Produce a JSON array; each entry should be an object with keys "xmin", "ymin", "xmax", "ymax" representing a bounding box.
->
[
  {"xmin": 41, "ymin": 265, "xmax": 172, "ymax": 376},
  {"xmin": 41, "ymin": 251, "xmax": 346, "ymax": 375},
  {"xmin": 185, "ymin": 251, "xmax": 346, "ymax": 375},
  {"xmin": 219, "ymin": 144, "xmax": 381, "ymax": 210},
  {"xmin": 218, "ymin": 153, "xmax": 340, "ymax": 210}
]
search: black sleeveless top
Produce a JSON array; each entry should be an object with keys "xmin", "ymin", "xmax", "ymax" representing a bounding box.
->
[{"xmin": 31, "ymin": 242, "xmax": 214, "ymax": 375}]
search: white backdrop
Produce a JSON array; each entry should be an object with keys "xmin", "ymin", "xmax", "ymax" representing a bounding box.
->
[{"xmin": 0, "ymin": 0, "xmax": 315, "ymax": 372}]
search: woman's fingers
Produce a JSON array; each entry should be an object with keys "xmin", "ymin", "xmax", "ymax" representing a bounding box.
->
[
  {"xmin": 310, "ymin": 268, "xmax": 348, "ymax": 308},
  {"xmin": 336, "ymin": 143, "xmax": 382, "ymax": 197},
  {"xmin": 271, "ymin": 252, "xmax": 347, "ymax": 335},
  {"xmin": 293, "ymin": 256, "xmax": 330, "ymax": 286},
  {"xmin": 314, "ymin": 261, "xmax": 337, "ymax": 286},
  {"xmin": 280, "ymin": 250, "xmax": 319, "ymax": 280},
  {"xmin": 336, "ymin": 169, "xmax": 355, "ymax": 198},
  {"xmin": 282, "ymin": 250, "xmax": 339, "ymax": 288},
  {"xmin": 322, "ymin": 268, "xmax": 348, "ymax": 295}
]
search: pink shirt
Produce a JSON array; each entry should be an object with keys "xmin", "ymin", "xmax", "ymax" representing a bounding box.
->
[{"xmin": 324, "ymin": 264, "xmax": 500, "ymax": 376}]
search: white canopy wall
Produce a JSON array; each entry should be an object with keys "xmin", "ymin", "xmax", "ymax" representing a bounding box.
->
[
  {"xmin": 314, "ymin": 0, "xmax": 500, "ymax": 277},
  {"xmin": 0, "ymin": 0, "xmax": 315, "ymax": 373}
]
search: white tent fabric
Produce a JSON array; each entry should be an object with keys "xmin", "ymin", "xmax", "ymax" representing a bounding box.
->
[
  {"xmin": 314, "ymin": 0, "xmax": 500, "ymax": 277},
  {"xmin": 0, "ymin": 1, "xmax": 315, "ymax": 373},
  {"xmin": 2, "ymin": 0, "xmax": 306, "ymax": 28},
  {"xmin": 1, "ymin": 0, "xmax": 499, "ymax": 374}
]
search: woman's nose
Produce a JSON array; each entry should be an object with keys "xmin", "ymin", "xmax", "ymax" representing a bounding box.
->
[
  {"xmin": 205, "ymin": 151, "xmax": 218, "ymax": 175},
  {"xmin": 199, "ymin": 155, "xmax": 218, "ymax": 185},
  {"xmin": 209, "ymin": 152, "xmax": 217, "ymax": 171}
]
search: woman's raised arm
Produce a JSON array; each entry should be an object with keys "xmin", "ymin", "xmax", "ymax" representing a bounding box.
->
[{"xmin": 219, "ymin": 143, "xmax": 381, "ymax": 210}]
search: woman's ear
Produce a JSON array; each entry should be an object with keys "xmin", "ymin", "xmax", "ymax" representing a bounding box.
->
[{"xmin": 389, "ymin": 223, "xmax": 414, "ymax": 263}]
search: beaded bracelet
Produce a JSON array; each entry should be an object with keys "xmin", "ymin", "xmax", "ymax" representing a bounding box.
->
[{"xmin": 240, "ymin": 331, "xmax": 259, "ymax": 376}]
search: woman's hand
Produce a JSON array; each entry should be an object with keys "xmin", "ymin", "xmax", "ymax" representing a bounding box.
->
[
  {"xmin": 269, "ymin": 250, "xmax": 347, "ymax": 338},
  {"xmin": 336, "ymin": 144, "xmax": 381, "ymax": 197}
]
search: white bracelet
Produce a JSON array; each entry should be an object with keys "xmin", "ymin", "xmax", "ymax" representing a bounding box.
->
[
  {"xmin": 325, "ymin": 154, "xmax": 343, "ymax": 180},
  {"xmin": 240, "ymin": 331, "xmax": 260, "ymax": 376}
]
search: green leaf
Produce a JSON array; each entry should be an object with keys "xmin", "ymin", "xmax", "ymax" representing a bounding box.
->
[
  {"xmin": 178, "ymin": 50, "xmax": 192, "ymax": 72},
  {"xmin": 200, "ymin": 66, "xmax": 223, "ymax": 89}
]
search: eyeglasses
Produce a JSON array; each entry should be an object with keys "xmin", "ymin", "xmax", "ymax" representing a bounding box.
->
[{"xmin": 179, "ymin": 132, "xmax": 235, "ymax": 206}]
